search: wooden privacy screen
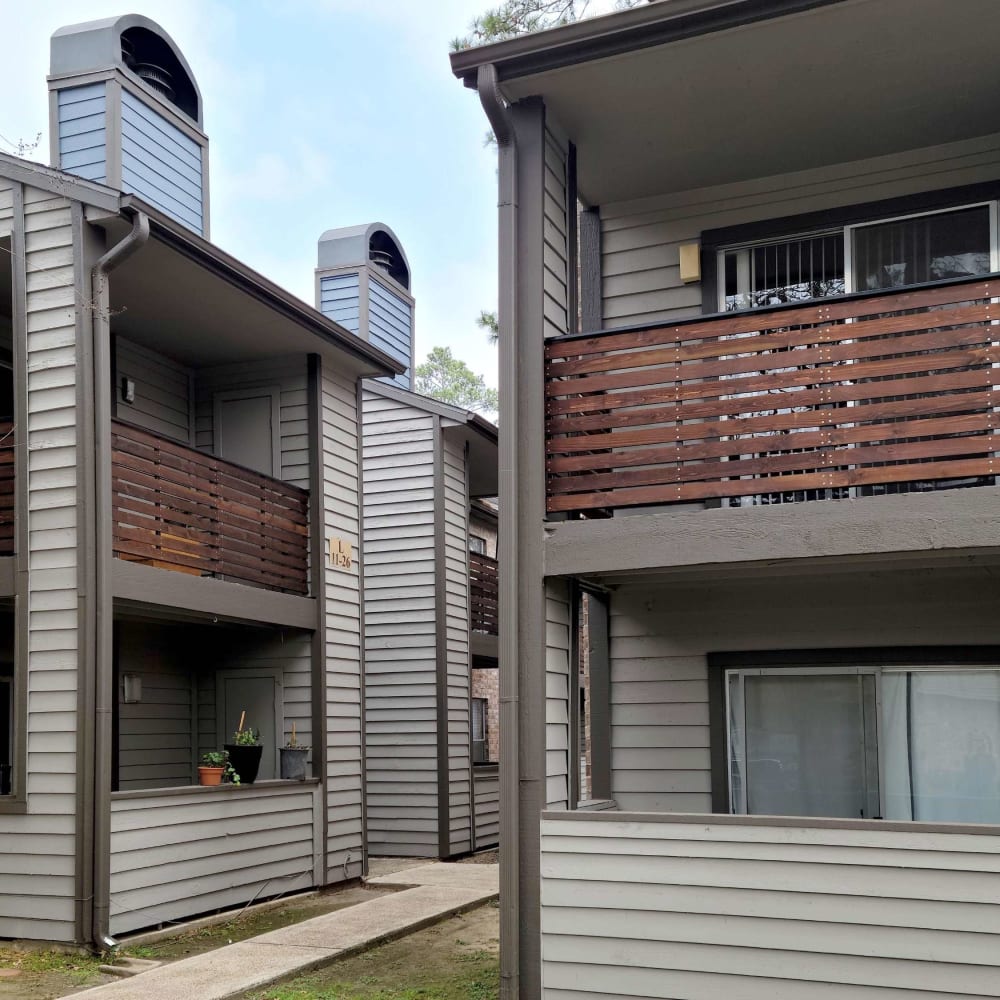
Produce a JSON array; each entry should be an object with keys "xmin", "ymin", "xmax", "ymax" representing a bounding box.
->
[
  {"xmin": 470, "ymin": 551, "xmax": 499, "ymax": 635},
  {"xmin": 0, "ymin": 422, "xmax": 13, "ymax": 557},
  {"xmin": 545, "ymin": 277, "xmax": 1000, "ymax": 514},
  {"xmin": 112, "ymin": 421, "xmax": 309, "ymax": 594}
]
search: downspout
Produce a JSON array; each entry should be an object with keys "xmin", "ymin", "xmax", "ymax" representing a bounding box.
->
[
  {"xmin": 477, "ymin": 63, "xmax": 519, "ymax": 1000},
  {"xmin": 90, "ymin": 211, "xmax": 149, "ymax": 951}
]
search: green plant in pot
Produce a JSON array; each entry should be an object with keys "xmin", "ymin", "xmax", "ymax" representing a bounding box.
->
[
  {"xmin": 224, "ymin": 712, "xmax": 263, "ymax": 784},
  {"xmin": 199, "ymin": 750, "xmax": 241, "ymax": 786},
  {"xmin": 279, "ymin": 723, "xmax": 310, "ymax": 781}
]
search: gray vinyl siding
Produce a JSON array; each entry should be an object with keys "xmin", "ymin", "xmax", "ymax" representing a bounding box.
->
[
  {"xmin": 320, "ymin": 366, "xmax": 364, "ymax": 879},
  {"xmin": 368, "ymin": 278, "xmax": 412, "ymax": 389},
  {"xmin": 543, "ymin": 128, "xmax": 570, "ymax": 340},
  {"xmin": 115, "ymin": 337, "xmax": 191, "ymax": 443},
  {"xmin": 473, "ymin": 767, "xmax": 499, "ymax": 849},
  {"xmin": 120, "ymin": 90, "xmax": 204, "ymax": 235},
  {"xmin": 117, "ymin": 623, "xmax": 193, "ymax": 791},
  {"xmin": 319, "ymin": 273, "xmax": 361, "ymax": 334},
  {"xmin": 546, "ymin": 579, "xmax": 572, "ymax": 810},
  {"xmin": 607, "ymin": 565, "xmax": 1000, "ymax": 815},
  {"xmin": 56, "ymin": 83, "xmax": 107, "ymax": 183},
  {"xmin": 0, "ymin": 185, "xmax": 79, "ymax": 942},
  {"xmin": 540, "ymin": 814, "xmax": 1000, "ymax": 998},
  {"xmin": 195, "ymin": 358, "xmax": 309, "ymax": 488},
  {"xmin": 442, "ymin": 429, "xmax": 471, "ymax": 854},
  {"xmin": 109, "ymin": 783, "xmax": 318, "ymax": 936},
  {"xmin": 600, "ymin": 131, "xmax": 1000, "ymax": 327},
  {"xmin": 361, "ymin": 390, "xmax": 439, "ymax": 856}
]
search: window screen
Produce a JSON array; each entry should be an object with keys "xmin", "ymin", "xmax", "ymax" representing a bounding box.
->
[{"xmin": 472, "ymin": 697, "xmax": 488, "ymax": 764}]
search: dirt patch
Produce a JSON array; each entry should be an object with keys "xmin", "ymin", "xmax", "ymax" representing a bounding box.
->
[
  {"xmin": 239, "ymin": 901, "xmax": 500, "ymax": 1000},
  {"xmin": 458, "ymin": 850, "xmax": 498, "ymax": 865},
  {"xmin": 0, "ymin": 884, "xmax": 393, "ymax": 1000}
]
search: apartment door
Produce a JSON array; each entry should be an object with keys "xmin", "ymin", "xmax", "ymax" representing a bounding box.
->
[{"xmin": 213, "ymin": 387, "xmax": 281, "ymax": 477}]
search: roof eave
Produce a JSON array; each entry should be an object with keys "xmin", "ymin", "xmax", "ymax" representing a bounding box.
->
[{"xmin": 450, "ymin": 0, "xmax": 845, "ymax": 87}]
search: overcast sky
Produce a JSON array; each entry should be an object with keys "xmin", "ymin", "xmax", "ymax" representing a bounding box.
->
[{"xmin": 2, "ymin": 2, "xmax": 624, "ymax": 388}]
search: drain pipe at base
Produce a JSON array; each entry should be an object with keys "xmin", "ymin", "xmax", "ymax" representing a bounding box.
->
[
  {"xmin": 90, "ymin": 210, "xmax": 149, "ymax": 951},
  {"xmin": 476, "ymin": 63, "xmax": 520, "ymax": 1000}
]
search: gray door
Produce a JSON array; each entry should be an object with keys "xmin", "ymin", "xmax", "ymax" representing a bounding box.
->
[
  {"xmin": 214, "ymin": 388, "xmax": 280, "ymax": 477},
  {"xmin": 217, "ymin": 670, "xmax": 282, "ymax": 780}
]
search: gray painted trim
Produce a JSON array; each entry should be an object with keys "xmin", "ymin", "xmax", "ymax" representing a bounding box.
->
[
  {"xmin": 0, "ymin": 186, "xmax": 28, "ymax": 818},
  {"xmin": 451, "ymin": 0, "xmax": 842, "ymax": 86},
  {"xmin": 432, "ymin": 415, "xmax": 450, "ymax": 859},
  {"xmin": 586, "ymin": 588, "xmax": 611, "ymax": 802},
  {"xmin": 540, "ymin": 806, "xmax": 1000, "ymax": 838},
  {"xmin": 47, "ymin": 89, "xmax": 60, "ymax": 170},
  {"xmin": 0, "ymin": 150, "xmax": 120, "ymax": 214},
  {"xmin": 0, "ymin": 559, "xmax": 15, "ymax": 596},
  {"xmin": 568, "ymin": 580, "xmax": 580, "ymax": 808},
  {"xmin": 353, "ymin": 375, "xmax": 368, "ymax": 877},
  {"xmin": 462, "ymin": 440, "xmax": 475, "ymax": 851},
  {"xmin": 471, "ymin": 632, "xmax": 498, "ymax": 660},
  {"xmin": 112, "ymin": 561, "xmax": 318, "ymax": 630},
  {"xmin": 307, "ymin": 355, "xmax": 329, "ymax": 882},
  {"xmin": 544, "ymin": 487, "xmax": 1000, "ymax": 579},
  {"xmin": 104, "ymin": 79, "xmax": 123, "ymax": 191},
  {"xmin": 72, "ymin": 204, "xmax": 102, "ymax": 945},
  {"xmin": 578, "ymin": 207, "xmax": 601, "ymax": 333},
  {"xmin": 110, "ymin": 777, "xmax": 320, "ymax": 801}
]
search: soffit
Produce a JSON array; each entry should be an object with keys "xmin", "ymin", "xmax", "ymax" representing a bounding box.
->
[{"xmin": 500, "ymin": 0, "xmax": 1000, "ymax": 204}]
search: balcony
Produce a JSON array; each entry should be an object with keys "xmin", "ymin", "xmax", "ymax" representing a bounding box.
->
[
  {"xmin": 470, "ymin": 551, "xmax": 499, "ymax": 635},
  {"xmin": 546, "ymin": 275, "xmax": 1000, "ymax": 517},
  {"xmin": 111, "ymin": 420, "xmax": 309, "ymax": 595}
]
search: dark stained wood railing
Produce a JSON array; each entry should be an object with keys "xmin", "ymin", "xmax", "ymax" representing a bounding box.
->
[
  {"xmin": 546, "ymin": 276, "xmax": 1000, "ymax": 515},
  {"xmin": 0, "ymin": 422, "xmax": 13, "ymax": 556},
  {"xmin": 470, "ymin": 551, "xmax": 499, "ymax": 635},
  {"xmin": 112, "ymin": 421, "xmax": 309, "ymax": 595}
]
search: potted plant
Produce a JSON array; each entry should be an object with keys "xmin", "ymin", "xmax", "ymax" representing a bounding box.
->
[
  {"xmin": 225, "ymin": 711, "xmax": 263, "ymax": 784},
  {"xmin": 198, "ymin": 750, "xmax": 241, "ymax": 786},
  {"xmin": 279, "ymin": 723, "xmax": 310, "ymax": 781}
]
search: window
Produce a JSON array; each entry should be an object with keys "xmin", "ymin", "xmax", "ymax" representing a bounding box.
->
[
  {"xmin": 718, "ymin": 202, "xmax": 997, "ymax": 311},
  {"xmin": 727, "ymin": 665, "xmax": 1000, "ymax": 824},
  {"xmin": 469, "ymin": 535, "xmax": 486, "ymax": 556},
  {"xmin": 471, "ymin": 697, "xmax": 488, "ymax": 764}
]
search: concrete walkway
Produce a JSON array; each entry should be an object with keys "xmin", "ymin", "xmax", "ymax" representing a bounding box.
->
[{"xmin": 63, "ymin": 862, "xmax": 499, "ymax": 1000}]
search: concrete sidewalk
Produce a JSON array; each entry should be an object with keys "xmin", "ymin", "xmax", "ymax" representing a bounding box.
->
[{"xmin": 63, "ymin": 862, "xmax": 499, "ymax": 1000}]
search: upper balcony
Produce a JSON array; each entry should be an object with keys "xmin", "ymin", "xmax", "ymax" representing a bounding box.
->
[
  {"xmin": 470, "ymin": 550, "xmax": 499, "ymax": 635},
  {"xmin": 546, "ymin": 274, "xmax": 1000, "ymax": 519}
]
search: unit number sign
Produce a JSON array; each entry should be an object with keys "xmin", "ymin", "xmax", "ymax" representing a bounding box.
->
[{"xmin": 328, "ymin": 537, "xmax": 353, "ymax": 569}]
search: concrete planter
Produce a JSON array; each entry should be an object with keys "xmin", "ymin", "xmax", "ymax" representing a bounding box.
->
[{"xmin": 280, "ymin": 746, "xmax": 310, "ymax": 781}]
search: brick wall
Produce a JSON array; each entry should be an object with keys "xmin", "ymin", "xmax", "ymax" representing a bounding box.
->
[{"xmin": 471, "ymin": 666, "xmax": 500, "ymax": 763}]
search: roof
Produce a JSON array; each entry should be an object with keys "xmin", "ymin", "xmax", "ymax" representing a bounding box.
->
[
  {"xmin": 364, "ymin": 379, "xmax": 498, "ymax": 443},
  {"xmin": 0, "ymin": 151, "xmax": 401, "ymax": 377},
  {"xmin": 449, "ymin": 0, "xmax": 842, "ymax": 87}
]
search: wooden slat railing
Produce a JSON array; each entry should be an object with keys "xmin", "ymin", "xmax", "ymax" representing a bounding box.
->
[
  {"xmin": 112, "ymin": 420, "xmax": 309, "ymax": 595},
  {"xmin": 546, "ymin": 276, "xmax": 1000, "ymax": 514},
  {"xmin": 470, "ymin": 551, "xmax": 499, "ymax": 635},
  {"xmin": 0, "ymin": 422, "xmax": 14, "ymax": 556}
]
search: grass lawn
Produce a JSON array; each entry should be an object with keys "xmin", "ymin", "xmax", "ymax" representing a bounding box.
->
[{"xmin": 240, "ymin": 902, "xmax": 500, "ymax": 1000}]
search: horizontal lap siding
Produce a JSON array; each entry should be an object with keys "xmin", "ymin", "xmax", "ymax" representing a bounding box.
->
[
  {"xmin": 362, "ymin": 391, "xmax": 438, "ymax": 855},
  {"xmin": 196, "ymin": 359, "xmax": 309, "ymax": 489},
  {"xmin": 608, "ymin": 566, "xmax": 1000, "ymax": 814},
  {"xmin": 0, "ymin": 186, "xmax": 78, "ymax": 941},
  {"xmin": 544, "ymin": 129, "xmax": 569, "ymax": 340},
  {"xmin": 442, "ymin": 430, "xmax": 471, "ymax": 855},
  {"xmin": 368, "ymin": 279, "xmax": 412, "ymax": 389},
  {"xmin": 473, "ymin": 768, "xmax": 499, "ymax": 848},
  {"xmin": 109, "ymin": 784, "xmax": 317, "ymax": 935},
  {"xmin": 546, "ymin": 580, "xmax": 571, "ymax": 809},
  {"xmin": 120, "ymin": 90, "xmax": 203, "ymax": 235},
  {"xmin": 322, "ymin": 368, "xmax": 363, "ymax": 878},
  {"xmin": 57, "ymin": 83, "xmax": 107, "ymax": 183},
  {"xmin": 115, "ymin": 337, "xmax": 191, "ymax": 443},
  {"xmin": 319, "ymin": 273, "xmax": 361, "ymax": 334},
  {"xmin": 541, "ymin": 816, "xmax": 1000, "ymax": 998},
  {"xmin": 601, "ymin": 131, "xmax": 1000, "ymax": 327}
]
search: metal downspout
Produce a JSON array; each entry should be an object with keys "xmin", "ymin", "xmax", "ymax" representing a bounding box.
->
[
  {"xmin": 477, "ymin": 63, "xmax": 519, "ymax": 1000},
  {"xmin": 90, "ymin": 211, "xmax": 149, "ymax": 951}
]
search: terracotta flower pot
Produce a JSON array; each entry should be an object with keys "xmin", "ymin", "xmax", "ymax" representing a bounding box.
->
[{"xmin": 198, "ymin": 765, "xmax": 224, "ymax": 786}]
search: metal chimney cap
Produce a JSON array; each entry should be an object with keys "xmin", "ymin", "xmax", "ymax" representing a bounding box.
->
[{"xmin": 317, "ymin": 222, "xmax": 411, "ymax": 291}]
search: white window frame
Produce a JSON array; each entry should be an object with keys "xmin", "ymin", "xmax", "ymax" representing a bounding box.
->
[{"xmin": 726, "ymin": 663, "xmax": 1000, "ymax": 823}]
